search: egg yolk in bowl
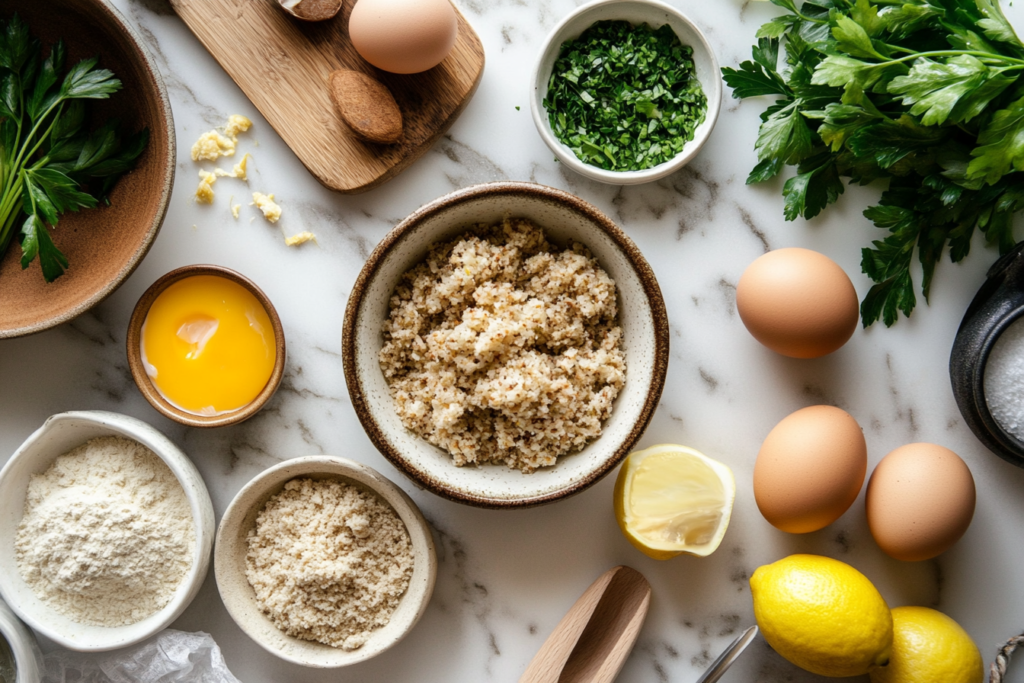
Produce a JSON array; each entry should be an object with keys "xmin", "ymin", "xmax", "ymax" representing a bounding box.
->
[{"xmin": 141, "ymin": 275, "xmax": 276, "ymax": 416}]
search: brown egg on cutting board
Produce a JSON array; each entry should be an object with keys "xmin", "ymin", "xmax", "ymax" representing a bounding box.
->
[
  {"xmin": 737, "ymin": 248, "xmax": 859, "ymax": 359},
  {"xmin": 866, "ymin": 443, "xmax": 976, "ymax": 562},
  {"xmin": 349, "ymin": 0, "xmax": 458, "ymax": 74},
  {"xmin": 754, "ymin": 405, "xmax": 867, "ymax": 534}
]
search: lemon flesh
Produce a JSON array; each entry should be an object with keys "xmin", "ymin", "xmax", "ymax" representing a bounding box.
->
[
  {"xmin": 614, "ymin": 444, "xmax": 736, "ymax": 560},
  {"xmin": 751, "ymin": 554, "xmax": 893, "ymax": 677},
  {"xmin": 869, "ymin": 607, "xmax": 983, "ymax": 683}
]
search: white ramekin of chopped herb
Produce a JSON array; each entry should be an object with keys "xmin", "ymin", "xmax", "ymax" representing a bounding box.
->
[{"xmin": 531, "ymin": 0, "xmax": 722, "ymax": 185}]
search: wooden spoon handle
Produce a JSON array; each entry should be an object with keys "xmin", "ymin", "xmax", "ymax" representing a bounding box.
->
[{"xmin": 520, "ymin": 566, "xmax": 652, "ymax": 683}]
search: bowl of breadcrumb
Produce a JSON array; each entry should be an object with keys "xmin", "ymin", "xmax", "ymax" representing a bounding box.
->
[
  {"xmin": 343, "ymin": 181, "xmax": 670, "ymax": 508},
  {"xmin": 214, "ymin": 456, "xmax": 437, "ymax": 668}
]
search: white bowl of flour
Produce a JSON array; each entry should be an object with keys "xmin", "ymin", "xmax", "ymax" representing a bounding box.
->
[{"xmin": 0, "ymin": 411, "xmax": 215, "ymax": 651}]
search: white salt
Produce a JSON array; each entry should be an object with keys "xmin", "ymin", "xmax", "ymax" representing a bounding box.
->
[{"xmin": 984, "ymin": 316, "xmax": 1024, "ymax": 442}]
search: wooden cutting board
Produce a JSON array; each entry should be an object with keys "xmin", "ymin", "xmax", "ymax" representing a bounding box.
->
[{"xmin": 170, "ymin": 0, "xmax": 485, "ymax": 193}]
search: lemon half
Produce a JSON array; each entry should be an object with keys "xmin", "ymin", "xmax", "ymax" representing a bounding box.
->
[{"xmin": 614, "ymin": 444, "xmax": 736, "ymax": 560}]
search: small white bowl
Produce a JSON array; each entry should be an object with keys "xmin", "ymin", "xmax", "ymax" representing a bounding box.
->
[
  {"xmin": 215, "ymin": 456, "xmax": 437, "ymax": 668},
  {"xmin": 0, "ymin": 411, "xmax": 215, "ymax": 652},
  {"xmin": 342, "ymin": 182, "xmax": 670, "ymax": 508},
  {"xmin": 0, "ymin": 596, "xmax": 43, "ymax": 683},
  {"xmin": 531, "ymin": 0, "xmax": 722, "ymax": 185}
]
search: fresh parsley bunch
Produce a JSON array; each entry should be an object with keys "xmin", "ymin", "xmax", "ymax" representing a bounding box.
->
[
  {"xmin": 544, "ymin": 21, "xmax": 707, "ymax": 172},
  {"xmin": 723, "ymin": 0, "xmax": 1024, "ymax": 327},
  {"xmin": 0, "ymin": 14, "xmax": 148, "ymax": 283}
]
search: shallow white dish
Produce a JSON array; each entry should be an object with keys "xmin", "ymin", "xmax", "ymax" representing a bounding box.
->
[
  {"xmin": 342, "ymin": 182, "xmax": 670, "ymax": 508},
  {"xmin": 0, "ymin": 411, "xmax": 215, "ymax": 652},
  {"xmin": 531, "ymin": 0, "xmax": 722, "ymax": 185},
  {"xmin": 215, "ymin": 456, "xmax": 437, "ymax": 668}
]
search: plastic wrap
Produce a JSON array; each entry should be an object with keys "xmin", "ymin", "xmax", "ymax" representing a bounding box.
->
[{"xmin": 42, "ymin": 630, "xmax": 240, "ymax": 683}]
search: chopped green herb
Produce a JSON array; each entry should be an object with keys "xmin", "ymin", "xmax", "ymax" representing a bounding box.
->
[
  {"xmin": 0, "ymin": 13, "xmax": 148, "ymax": 283},
  {"xmin": 515, "ymin": 106, "xmax": 521, "ymax": 111},
  {"xmin": 543, "ymin": 20, "xmax": 707, "ymax": 172},
  {"xmin": 723, "ymin": 0, "xmax": 1024, "ymax": 328}
]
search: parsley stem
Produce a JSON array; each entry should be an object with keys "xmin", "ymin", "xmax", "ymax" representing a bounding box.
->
[
  {"xmin": 0, "ymin": 176, "xmax": 24, "ymax": 258},
  {"xmin": 874, "ymin": 50, "xmax": 1024, "ymax": 66},
  {"xmin": 10, "ymin": 102, "xmax": 63, "ymax": 179}
]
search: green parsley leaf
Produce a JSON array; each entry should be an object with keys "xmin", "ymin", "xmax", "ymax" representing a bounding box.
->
[
  {"xmin": 755, "ymin": 99, "xmax": 815, "ymax": 165},
  {"xmin": 888, "ymin": 55, "xmax": 1014, "ymax": 126},
  {"xmin": 967, "ymin": 94, "xmax": 1024, "ymax": 184},
  {"xmin": 19, "ymin": 213, "xmax": 67, "ymax": 281},
  {"xmin": 0, "ymin": 14, "xmax": 148, "ymax": 283},
  {"xmin": 543, "ymin": 20, "xmax": 708, "ymax": 172},
  {"xmin": 725, "ymin": 0, "xmax": 1024, "ymax": 327},
  {"xmin": 975, "ymin": 0, "xmax": 1023, "ymax": 46}
]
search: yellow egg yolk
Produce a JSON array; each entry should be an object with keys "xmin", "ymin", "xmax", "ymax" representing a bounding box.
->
[{"xmin": 142, "ymin": 275, "xmax": 276, "ymax": 415}]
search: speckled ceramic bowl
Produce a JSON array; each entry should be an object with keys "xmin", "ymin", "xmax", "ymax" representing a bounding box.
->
[
  {"xmin": 0, "ymin": 411, "xmax": 215, "ymax": 652},
  {"xmin": 125, "ymin": 265, "xmax": 286, "ymax": 429},
  {"xmin": 531, "ymin": 0, "xmax": 722, "ymax": 185},
  {"xmin": 342, "ymin": 182, "xmax": 670, "ymax": 508},
  {"xmin": 0, "ymin": 0, "xmax": 174, "ymax": 339},
  {"xmin": 215, "ymin": 456, "xmax": 437, "ymax": 668}
]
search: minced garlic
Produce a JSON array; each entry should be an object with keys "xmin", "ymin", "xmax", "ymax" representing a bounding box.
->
[
  {"xmin": 285, "ymin": 231, "xmax": 317, "ymax": 247},
  {"xmin": 190, "ymin": 115, "xmax": 252, "ymax": 162},
  {"xmin": 212, "ymin": 154, "xmax": 249, "ymax": 181},
  {"xmin": 191, "ymin": 131, "xmax": 235, "ymax": 162},
  {"xmin": 232, "ymin": 203, "xmax": 241, "ymax": 219},
  {"xmin": 252, "ymin": 192, "xmax": 281, "ymax": 223},
  {"xmin": 224, "ymin": 115, "xmax": 252, "ymax": 139},
  {"xmin": 195, "ymin": 170, "xmax": 217, "ymax": 204}
]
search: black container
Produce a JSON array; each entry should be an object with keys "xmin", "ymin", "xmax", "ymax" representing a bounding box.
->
[{"xmin": 951, "ymin": 242, "xmax": 1024, "ymax": 468}]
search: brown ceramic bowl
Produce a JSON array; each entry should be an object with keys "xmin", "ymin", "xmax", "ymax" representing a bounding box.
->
[
  {"xmin": 126, "ymin": 265, "xmax": 286, "ymax": 428},
  {"xmin": 342, "ymin": 182, "xmax": 670, "ymax": 508},
  {"xmin": 0, "ymin": 0, "xmax": 174, "ymax": 339}
]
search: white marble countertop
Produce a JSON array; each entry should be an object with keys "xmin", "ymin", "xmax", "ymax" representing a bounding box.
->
[{"xmin": 3, "ymin": 0, "xmax": 1024, "ymax": 681}]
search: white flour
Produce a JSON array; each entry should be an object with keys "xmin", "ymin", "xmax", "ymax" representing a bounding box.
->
[{"xmin": 15, "ymin": 436, "xmax": 195, "ymax": 627}]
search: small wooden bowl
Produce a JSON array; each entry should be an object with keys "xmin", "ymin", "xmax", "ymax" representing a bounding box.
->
[
  {"xmin": 126, "ymin": 265, "xmax": 286, "ymax": 428},
  {"xmin": 0, "ymin": 0, "xmax": 174, "ymax": 339}
]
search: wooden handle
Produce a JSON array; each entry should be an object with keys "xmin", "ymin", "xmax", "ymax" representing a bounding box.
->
[{"xmin": 520, "ymin": 566, "xmax": 652, "ymax": 683}]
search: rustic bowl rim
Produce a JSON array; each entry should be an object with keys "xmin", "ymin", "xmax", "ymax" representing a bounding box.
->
[
  {"xmin": 126, "ymin": 264, "xmax": 287, "ymax": 428},
  {"xmin": 214, "ymin": 455, "xmax": 438, "ymax": 668},
  {"xmin": 341, "ymin": 181, "xmax": 670, "ymax": 508},
  {"xmin": 529, "ymin": 0, "xmax": 722, "ymax": 185},
  {"xmin": 0, "ymin": 0, "xmax": 175, "ymax": 340}
]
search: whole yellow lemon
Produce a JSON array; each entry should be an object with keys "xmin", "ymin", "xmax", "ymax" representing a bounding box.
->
[
  {"xmin": 750, "ymin": 554, "xmax": 893, "ymax": 677},
  {"xmin": 869, "ymin": 606, "xmax": 983, "ymax": 683}
]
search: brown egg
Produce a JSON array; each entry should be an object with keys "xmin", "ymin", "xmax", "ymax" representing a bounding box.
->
[
  {"xmin": 737, "ymin": 248, "xmax": 859, "ymax": 358},
  {"xmin": 754, "ymin": 405, "xmax": 867, "ymax": 534},
  {"xmin": 866, "ymin": 443, "xmax": 976, "ymax": 562},
  {"xmin": 349, "ymin": 0, "xmax": 458, "ymax": 75}
]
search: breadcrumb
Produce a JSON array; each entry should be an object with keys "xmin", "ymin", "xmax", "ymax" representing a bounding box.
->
[
  {"xmin": 379, "ymin": 218, "xmax": 626, "ymax": 473},
  {"xmin": 245, "ymin": 478, "xmax": 413, "ymax": 651}
]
